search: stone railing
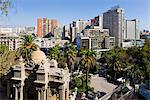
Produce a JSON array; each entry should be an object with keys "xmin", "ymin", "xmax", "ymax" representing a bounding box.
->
[
  {"xmin": 100, "ymin": 84, "xmax": 125, "ymax": 100},
  {"xmin": 99, "ymin": 90, "xmax": 113, "ymax": 100}
]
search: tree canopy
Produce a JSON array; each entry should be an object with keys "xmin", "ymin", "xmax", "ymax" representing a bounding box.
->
[
  {"xmin": 102, "ymin": 40, "xmax": 150, "ymax": 84},
  {"xmin": 0, "ymin": 0, "xmax": 13, "ymax": 16},
  {"xmin": 16, "ymin": 35, "xmax": 38, "ymax": 61}
]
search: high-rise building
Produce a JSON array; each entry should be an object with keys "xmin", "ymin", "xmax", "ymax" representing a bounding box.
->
[
  {"xmin": 43, "ymin": 18, "xmax": 49, "ymax": 37},
  {"xmin": 124, "ymin": 19, "xmax": 140, "ymax": 40},
  {"xmin": 62, "ymin": 25, "xmax": 70, "ymax": 39},
  {"xmin": 37, "ymin": 18, "xmax": 58, "ymax": 37},
  {"xmin": 103, "ymin": 6, "xmax": 124, "ymax": 47},
  {"xmin": 72, "ymin": 19, "xmax": 89, "ymax": 33},
  {"xmin": 51, "ymin": 19, "xmax": 58, "ymax": 35},
  {"xmin": 37, "ymin": 18, "xmax": 43, "ymax": 37},
  {"xmin": 81, "ymin": 28, "xmax": 114, "ymax": 50},
  {"xmin": 91, "ymin": 15, "xmax": 103, "ymax": 29},
  {"xmin": 70, "ymin": 19, "xmax": 90, "ymax": 42}
]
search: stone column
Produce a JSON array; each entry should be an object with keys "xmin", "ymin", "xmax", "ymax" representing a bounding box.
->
[
  {"xmin": 66, "ymin": 85, "xmax": 70, "ymax": 100},
  {"xmin": 36, "ymin": 87, "xmax": 42, "ymax": 100},
  {"xmin": 40, "ymin": 87, "xmax": 46, "ymax": 100},
  {"xmin": 20, "ymin": 85, "xmax": 23, "ymax": 100},
  {"xmin": 20, "ymin": 81, "xmax": 24, "ymax": 100},
  {"xmin": 15, "ymin": 86, "xmax": 18, "ymax": 100},
  {"xmin": 43, "ymin": 89, "xmax": 46, "ymax": 100},
  {"xmin": 38, "ymin": 90, "xmax": 41, "ymax": 100},
  {"xmin": 47, "ymin": 87, "xmax": 49, "ymax": 100},
  {"xmin": 59, "ymin": 85, "xmax": 65, "ymax": 100}
]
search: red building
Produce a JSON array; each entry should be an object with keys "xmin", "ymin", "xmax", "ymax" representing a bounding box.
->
[
  {"xmin": 37, "ymin": 18, "xmax": 42, "ymax": 37},
  {"xmin": 37, "ymin": 18, "xmax": 58, "ymax": 37}
]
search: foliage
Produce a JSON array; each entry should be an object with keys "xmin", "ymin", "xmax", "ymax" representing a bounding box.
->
[
  {"xmin": 102, "ymin": 48, "xmax": 126, "ymax": 79},
  {"xmin": 0, "ymin": 0, "xmax": 13, "ymax": 16},
  {"xmin": 48, "ymin": 44, "xmax": 77, "ymax": 69},
  {"xmin": 0, "ymin": 44, "xmax": 9, "ymax": 55},
  {"xmin": 79, "ymin": 50, "xmax": 96, "ymax": 95},
  {"xmin": 141, "ymin": 39, "xmax": 150, "ymax": 80},
  {"xmin": 57, "ymin": 51, "xmax": 66, "ymax": 68},
  {"xmin": 71, "ymin": 74, "xmax": 93, "ymax": 93},
  {"xmin": 0, "ymin": 45, "xmax": 18, "ymax": 75},
  {"xmin": 102, "ymin": 40, "xmax": 150, "ymax": 85},
  {"xmin": 126, "ymin": 47, "xmax": 145, "ymax": 81},
  {"xmin": 0, "ymin": 50, "xmax": 17, "ymax": 75},
  {"xmin": 16, "ymin": 35, "xmax": 38, "ymax": 61},
  {"xmin": 64, "ymin": 44, "xmax": 76, "ymax": 72},
  {"xmin": 79, "ymin": 50, "xmax": 96, "ymax": 70},
  {"xmin": 49, "ymin": 45, "xmax": 60, "ymax": 60}
]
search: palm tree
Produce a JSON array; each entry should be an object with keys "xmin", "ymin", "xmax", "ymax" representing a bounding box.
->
[
  {"xmin": 65, "ymin": 44, "xmax": 76, "ymax": 73},
  {"xmin": 126, "ymin": 46, "xmax": 145, "ymax": 91},
  {"xmin": 126, "ymin": 64, "xmax": 144, "ymax": 92},
  {"xmin": 49, "ymin": 45, "xmax": 60, "ymax": 60},
  {"xmin": 16, "ymin": 35, "xmax": 38, "ymax": 61},
  {"xmin": 79, "ymin": 50, "xmax": 96, "ymax": 96},
  {"xmin": 57, "ymin": 51, "xmax": 66, "ymax": 68},
  {"xmin": 142, "ymin": 41, "xmax": 150, "ymax": 80},
  {"xmin": 102, "ymin": 48, "xmax": 128, "ymax": 80}
]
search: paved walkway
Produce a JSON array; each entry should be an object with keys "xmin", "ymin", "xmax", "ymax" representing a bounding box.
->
[{"xmin": 90, "ymin": 74, "xmax": 117, "ymax": 93}]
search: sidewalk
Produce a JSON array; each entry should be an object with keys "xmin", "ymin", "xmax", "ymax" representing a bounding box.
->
[{"xmin": 90, "ymin": 75, "xmax": 117, "ymax": 93}]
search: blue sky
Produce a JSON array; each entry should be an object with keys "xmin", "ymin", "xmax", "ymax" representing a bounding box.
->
[{"xmin": 0, "ymin": 0, "xmax": 150, "ymax": 30}]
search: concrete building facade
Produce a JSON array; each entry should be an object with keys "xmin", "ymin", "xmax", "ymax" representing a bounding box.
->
[
  {"xmin": 62, "ymin": 25, "xmax": 70, "ymax": 39},
  {"xmin": 124, "ymin": 19, "xmax": 140, "ymax": 40},
  {"xmin": 0, "ymin": 33, "xmax": 20, "ymax": 50},
  {"xmin": 35, "ymin": 37, "xmax": 69, "ymax": 49},
  {"xmin": 122, "ymin": 39, "xmax": 144, "ymax": 48},
  {"xmin": 79, "ymin": 28, "xmax": 115, "ymax": 50},
  {"xmin": 0, "ymin": 27, "xmax": 36, "ymax": 35},
  {"xmin": 37, "ymin": 18, "xmax": 58, "ymax": 37},
  {"xmin": 70, "ymin": 19, "xmax": 90, "ymax": 42},
  {"xmin": 103, "ymin": 6, "xmax": 124, "ymax": 47},
  {"xmin": 91, "ymin": 15, "xmax": 103, "ymax": 30}
]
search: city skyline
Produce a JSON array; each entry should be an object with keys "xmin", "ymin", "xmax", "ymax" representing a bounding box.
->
[{"xmin": 0, "ymin": 0, "xmax": 149, "ymax": 30}]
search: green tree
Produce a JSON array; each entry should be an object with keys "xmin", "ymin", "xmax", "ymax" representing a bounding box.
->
[
  {"xmin": 0, "ymin": 0, "xmax": 13, "ymax": 16},
  {"xmin": 16, "ymin": 35, "xmax": 38, "ymax": 61},
  {"xmin": 72, "ymin": 74, "xmax": 93, "ymax": 93},
  {"xmin": 48, "ymin": 45, "xmax": 67, "ymax": 68},
  {"xmin": 102, "ymin": 48, "xmax": 128, "ymax": 80},
  {"xmin": 126, "ymin": 46, "xmax": 145, "ymax": 91},
  {"xmin": 64, "ymin": 44, "xmax": 76, "ymax": 72},
  {"xmin": 0, "ymin": 45, "xmax": 18, "ymax": 76},
  {"xmin": 0, "ymin": 45, "xmax": 9, "ymax": 55},
  {"xmin": 49, "ymin": 45, "xmax": 60, "ymax": 60},
  {"xmin": 142, "ymin": 40, "xmax": 150, "ymax": 80},
  {"xmin": 79, "ymin": 50, "xmax": 96, "ymax": 96},
  {"xmin": 0, "ymin": 50, "xmax": 17, "ymax": 75},
  {"xmin": 57, "ymin": 51, "xmax": 66, "ymax": 68}
]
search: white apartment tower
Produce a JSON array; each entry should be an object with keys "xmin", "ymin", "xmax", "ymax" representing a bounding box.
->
[
  {"xmin": 124, "ymin": 19, "xmax": 140, "ymax": 40},
  {"xmin": 70, "ymin": 19, "xmax": 90, "ymax": 42}
]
